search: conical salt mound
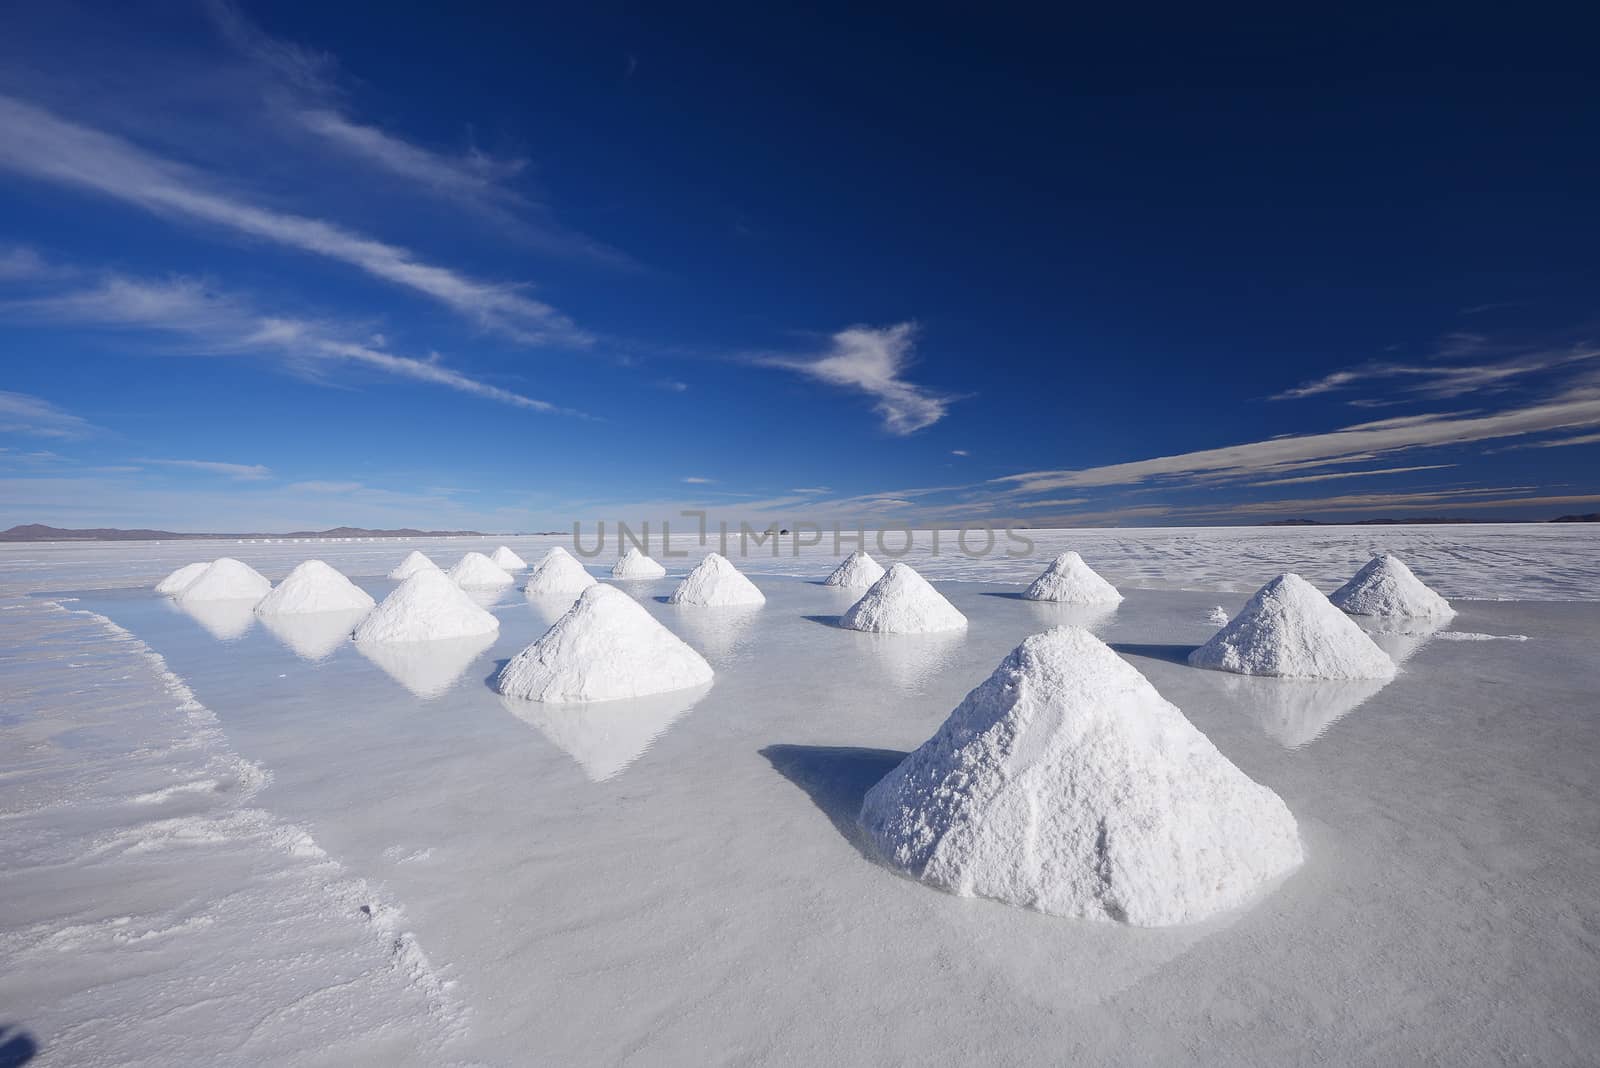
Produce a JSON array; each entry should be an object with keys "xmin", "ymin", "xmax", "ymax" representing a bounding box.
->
[
  {"xmin": 497, "ymin": 584, "xmax": 714, "ymax": 702},
  {"xmin": 255, "ymin": 560, "xmax": 376, "ymax": 616},
  {"xmin": 448, "ymin": 551, "xmax": 516, "ymax": 589},
  {"xmin": 354, "ymin": 568, "xmax": 500, "ymax": 643},
  {"xmin": 523, "ymin": 546, "xmax": 597, "ymax": 599},
  {"xmin": 668, "ymin": 553, "xmax": 765, "ymax": 607},
  {"xmin": 1189, "ymin": 573, "xmax": 1396, "ymax": 680},
  {"xmin": 612, "ymin": 547, "xmax": 667, "ymax": 579},
  {"xmin": 174, "ymin": 558, "xmax": 272, "ymax": 604},
  {"xmin": 824, "ymin": 550, "xmax": 886, "ymax": 589},
  {"xmin": 839, "ymin": 563, "xmax": 966, "ymax": 634},
  {"xmin": 1328, "ymin": 553, "xmax": 1455, "ymax": 619},
  {"xmin": 389, "ymin": 550, "xmax": 440, "ymax": 580},
  {"xmin": 860, "ymin": 626, "xmax": 1304, "ymax": 926},
  {"xmin": 1023, "ymin": 551, "xmax": 1123, "ymax": 605},
  {"xmin": 155, "ymin": 561, "xmax": 210, "ymax": 595},
  {"xmin": 490, "ymin": 545, "xmax": 527, "ymax": 570}
]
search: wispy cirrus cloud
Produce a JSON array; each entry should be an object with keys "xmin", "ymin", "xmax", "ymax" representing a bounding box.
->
[
  {"xmin": 758, "ymin": 322, "xmax": 955, "ymax": 434},
  {"xmin": 135, "ymin": 457, "xmax": 272, "ymax": 480},
  {"xmin": 0, "ymin": 390, "xmax": 99, "ymax": 439},
  {"xmin": 1272, "ymin": 335, "xmax": 1600, "ymax": 402}
]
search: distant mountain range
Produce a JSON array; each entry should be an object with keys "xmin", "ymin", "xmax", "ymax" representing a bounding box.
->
[
  {"xmin": 1266, "ymin": 515, "xmax": 1599, "ymax": 526},
  {"xmin": 0, "ymin": 524, "xmax": 496, "ymax": 542}
]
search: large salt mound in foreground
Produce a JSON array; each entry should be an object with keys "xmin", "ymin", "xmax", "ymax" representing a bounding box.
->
[
  {"xmin": 1189, "ymin": 573, "xmax": 1396, "ymax": 680},
  {"xmin": 490, "ymin": 545, "xmax": 527, "ymax": 570},
  {"xmin": 1329, "ymin": 553, "xmax": 1456, "ymax": 619},
  {"xmin": 448, "ymin": 551, "xmax": 516, "ymax": 589},
  {"xmin": 860, "ymin": 626, "xmax": 1304, "ymax": 926},
  {"xmin": 611, "ymin": 547, "xmax": 667, "ymax": 579},
  {"xmin": 155, "ymin": 561, "xmax": 211, "ymax": 595},
  {"xmin": 523, "ymin": 546, "xmax": 597, "ymax": 599},
  {"xmin": 1023, "ymin": 551, "xmax": 1124, "ymax": 605},
  {"xmin": 824, "ymin": 550, "xmax": 886, "ymax": 589},
  {"xmin": 668, "ymin": 553, "xmax": 765, "ymax": 607},
  {"xmin": 839, "ymin": 563, "xmax": 966, "ymax": 634},
  {"xmin": 255, "ymin": 560, "xmax": 376, "ymax": 616},
  {"xmin": 497, "ymin": 584, "xmax": 714, "ymax": 702},
  {"xmin": 354, "ymin": 568, "xmax": 500, "ymax": 643},
  {"xmin": 174, "ymin": 558, "xmax": 272, "ymax": 604},
  {"xmin": 389, "ymin": 550, "xmax": 440, "ymax": 580}
]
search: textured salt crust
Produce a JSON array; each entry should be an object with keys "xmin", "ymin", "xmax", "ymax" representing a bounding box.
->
[
  {"xmin": 860, "ymin": 626, "xmax": 1303, "ymax": 925},
  {"xmin": 354, "ymin": 569, "xmax": 500, "ymax": 643},
  {"xmin": 389, "ymin": 550, "xmax": 441, "ymax": 580},
  {"xmin": 612, "ymin": 547, "xmax": 668, "ymax": 579},
  {"xmin": 173, "ymin": 558, "xmax": 273, "ymax": 604},
  {"xmin": 1022, "ymin": 551, "xmax": 1123, "ymax": 604},
  {"xmin": 254, "ymin": 560, "xmax": 376, "ymax": 616},
  {"xmin": 498, "ymin": 584, "xmax": 714, "ymax": 702},
  {"xmin": 824, "ymin": 550, "xmax": 887, "ymax": 589},
  {"xmin": 489, "ymin": 546, "xmax": 528, "ymax": 570},
  {"xmin": 448, "ymin": 552, "xmax": 516, "ymax": 589},
  {"xmin": 523, "ymin": 547, "xmax": 598, "ymax": 599},
  {"xmin": 1435, "ymin": 632, "xmax": 1531, "ymax": 642},
  {"xmin": 1189, "ymin": 573, "xmax": 1396, "ymax": 680},
  {"xmin": 669, "ymin": 553, "xmax": 766, "ymax": 607},
  {"xmin": 1207, "ymin": 606, "xmax": 1231, "ymax": 625},
  {"xmin": 840, "ymin": 563, "xmax": 967, "ymax": 634},
  {"xmin": 1329, "ymin": 553, "xmax": 1456, "ymax": 619},
  {"xmin": 155, "ymin": 561, "xmax": 210, "ymax": 595}
]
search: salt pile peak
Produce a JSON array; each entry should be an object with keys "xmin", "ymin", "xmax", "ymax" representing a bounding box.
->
[
  {"xmin": 497, "ymin": 584, "xmax": 714, "ymax": 702},
  {"xmin": 860, "ymin": 626, "xmax": 1304, "ymax": 926},
  {"xmin": 1329, "ymin": 553, "xmax": 1456, "ymax": 619},
  {"xmin": 353, "ymin": 568, "xmax": 500, "ymax": 643},
  {"xmin": 1189, "ymin": 573, "xmax": 1396, "ymax": 680},
  {"xmin": 490, "ymin": 545, "xmax": 528, "ymax": 570},
  {"xmin": 174, "ymin": 558, "xmax": 273, "ymax": 604},
  {"xmin": 448, "ymin": 551, "xmax": 516, "ymax": 589},
  {"xmin": 668, "ymin": 553, "xmax": 766, "ymax": 607},
  {"xmin": 155, "ymin": 561, "xmax": 210, "ymax": 595},
  {"xmin": 523, "ymin": 546, "xmax": 598, "ymax": 599},
  {"xmin": 824, "ymin": 550, "xmax": 887, "ymax": 589},
  {"xmin": 389, "ymin": 550, "xmax": 440, "ymax": 580},
  {"xmin": 255, "ymin": 560, "xmax": 376, "ymax": 616},
  {"xmin": 1023, "ymin": 551, "xmax": 1124, "ymax": 604},
  {"xmin": 612, "ymin": 547, "xmax": 667, "ymax": 579},
  {"xmin": 839, "ymin": 563, "xmax": 966, "ymax": 634}
]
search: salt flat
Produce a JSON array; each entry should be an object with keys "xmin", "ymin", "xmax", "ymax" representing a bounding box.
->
[{"xmin": 1, "ymin": 527, "xmax": 1597, "ymax": 1065}]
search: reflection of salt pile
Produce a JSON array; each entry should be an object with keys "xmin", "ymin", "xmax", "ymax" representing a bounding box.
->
[
  {"xmin": 500, "ymin": 684, "xmax": 710, "ymax": 781},
  {"xmin": 490, "ymin": 545, "xmax": 527, "ymax": 570},
  {"xmin": 612, "ymin": 547, "xmax": 667, "ymax": 579},
  {"xmin": 1189, "ymin": 573, "xmax": 1396, "ymax": 680},
  {"xmin": 497, "ymin": 584, "xmax": 714, "ymax": 701},
  {"xmin": 176, "ymin": 598, "xmax": 258, "ymax": 641},
  {"xmin": 668, "ymin": 603, "xmax": 761, "ymax": 662},
  {"xmin": 174, "ymin": 558, "xmax": 272, "ymax": 604},
  {"xmin": 861, "ymin": 626, "xmax": 1303, "ymax": 925},
  {"xmin": 668, "ymin": 553, "xmax": 765, "ymax": 607},
  {"xmin": 824, "ymin": 550, "xmax": 886, "ymax": 589},
  {"xmin": 359, "ymin": 632, "xmax": 498, "ymax": 698},
  {"xmin": 1219, "ymin": 672, "xmax": 1390, "ymax": 749},
  {"xmin": 840, "ymin": 563, "xmax": 965, "ymax": 634},
  {"xmin": 448, "ymin": 552, "xmax": 515, "ymax": 589},
  {"xmin": 1329, "ymin": 553, "xmax": 1456, "ymax": 620},
  {"xmin": 254, "ymin": 560, "xmax": 375, "ymax": 616},
  {"xmin": 155, "ymin": 561, "xmax": 210, "ymax": 595},
  {"xmin": 389, "ymin": 550, "xmax": 439, "ymax": 580},
  {"xmin": 1019, "ymin": 599, "xmax": 1119, "ymax": 634},
  {"xmin": 522, "ymin": 546, "xmax": 597, "ymax": 599},
  {"xmin": 1022, "ymin": 551, "xmax": 1122, "ymax": 605},
  {"xmin": 857, "ymin": 629, "xmax": 966, "ymax": 693},
  {"xmin": 353, "ymin": 569, "xmax": 499, "ymax": 643},
  {"xmin": 261, "ymin": 608, "xmax": 368, "ymax": 661}
]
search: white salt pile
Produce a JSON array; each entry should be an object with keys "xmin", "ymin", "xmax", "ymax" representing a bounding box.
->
[
  {"xmin": 1207, "ymin": 606, "xmax": 1231, "ymax": 625},
  {"xmin": 353, "ymin": 568, "xmax": 500, "ymax": 643},
  {"xmin": 1022, "ymin": 551, "xmax": 1123, "ymax": 604},
  {"xmin": 490, "ymin": 545, "xmax": 528, "ymax": 570},
  {"xmin": 824, "ymin": 550, "xmax": 887, "ymax": 589},
  {"xmin": 155, "ymin": 561, "xmax": 210, "ymax": 595},
  {"xmin": 859, "ymin": 626, "xmax": 1303, "ymax": 926},
  {"xmin": 839, "ymin": 563, "xmax": 966, "ymax": 634},
  {"xmin": 523, "ymin": 546, "xmax": 597, "ymax": 599},
  {"xmin": 497, "ymin": 584, "xmax": 714, "ymax": 702},
  {"xmin": 1329, "ymin": 553, "xmax": 1456, "ymax": 619},
  {"xmin": 255, "ymin": 560, "xmax": 376, "ymax": 616},
  {"xmin": 173, "ymin": 558, "xmax": 273, "ymax": 604},
  {"xmin": 389, "ymin": 550, "xmax": 440, "ymax": 580},
  {"xmin": 668, "ymin": 553, "xmax": 766, "ymax": 607},
  {"xmin": 448, "ymin": 551, "xmax": 516, "ymax": 589},
  {"xmin": 612, "ymin": 547, "xmax": 668, "ymax": 579},
  {"xmin": 1189, "ymin": 573, "xmax": 1396, "ymax": 680}
]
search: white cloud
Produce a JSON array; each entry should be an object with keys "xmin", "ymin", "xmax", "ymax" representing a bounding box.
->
[
  {"xmin": 0, "ymin": 391, "xmax": 98, "ymax": 439},
  {"xmin": 950, "ymin": 449, "xmax": 969, "ymax": 457},
  {"xmin": 1247, "ymin": 463, "xmax": 1454, "ymax": 487},
  {"xmin": 681, "ymin": 476, "xmax": 715, "ymax": 484},
  {"xmin": 1273, "ymin": 341, "xmax": 1600, "ymax": 402},
  {"xmin": 761, "ymin": 322, "xmax": 954, "ymax": 434},
  {"xmin": 135, "ymin": 457, "xmax": 272, "ymax": 480}
]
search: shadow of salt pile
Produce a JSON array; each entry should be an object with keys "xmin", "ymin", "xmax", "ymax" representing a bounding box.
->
[
  {"xmin": 356, "ymin": 632, "xmax": 498, "ymax": 699},
  {"xmin": 172, "ymin": 598, "xmax": 257, "ymax": 642},
  {"xmin": 499, "ymin": 683, "xmax": 711, "ymax": 782},
  {"xmin": 259, "ymin": 608, "xmax": 368, "ymax": 662},
  {"xmin": 665, "ymin": 605, "xmax": 763, "ymax": 662}
]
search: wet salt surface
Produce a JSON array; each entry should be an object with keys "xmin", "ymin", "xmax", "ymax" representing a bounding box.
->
[{"xmin": 6, "ymin": 564, "xmax": 1596, "ymax": 1064}]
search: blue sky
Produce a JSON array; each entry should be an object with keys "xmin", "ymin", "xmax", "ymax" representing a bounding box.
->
[{"xmin": 2, "ymin": 3, "xmax": 1599, "ymax": 530}]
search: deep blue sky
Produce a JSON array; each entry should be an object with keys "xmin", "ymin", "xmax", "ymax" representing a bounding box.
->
[{"xmin": 2, "ymin": 2, "xmax": 1598, "ymax": 530}]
